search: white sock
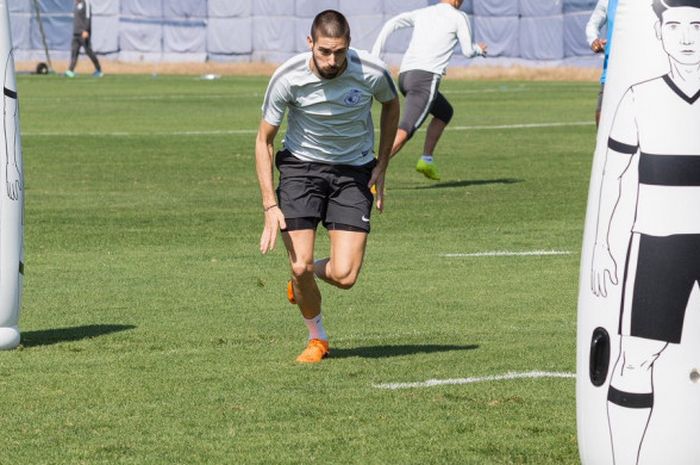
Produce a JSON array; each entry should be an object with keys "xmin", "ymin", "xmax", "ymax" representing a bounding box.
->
[
  {"xmin": 303, "ymin": 314, "xmax": 328, "ymax": 341},
  {"xmin": 421, "ymin": 154, "xmax": 433, "ymax": 163}
]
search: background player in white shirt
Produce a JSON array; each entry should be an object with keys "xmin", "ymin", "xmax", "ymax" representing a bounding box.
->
[
  {"xmin": 586, "ymin": 0, "xmax": 618, "ymax": 127},
  {"xmin": 586, "ymin": 0, "xmax": 609, "ymax": 54},
  {"xmin": 255, "ymin": 10, "xmax": 400, "ymax": 363},
  {"xmin": 371, "ymin": 0, "xmax": 486, "ymax": 180}
]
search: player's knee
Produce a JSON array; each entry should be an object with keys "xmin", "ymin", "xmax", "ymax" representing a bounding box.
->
[
  {"xmin": 392, "ymin": 130, "xmax": 409, "ymax": 154},
  {"xmin": 334, "ymin": 276, "xmax": 357, "ymax": 290},
  {"xmin": 430, "ymin": 95, "xmax": 454, "ymax": 125},
  {"xmin": 395, "ymin": 129, "xmax": 409, "ymax": 144},
  {"xmin": 290, "ymin": 262, "xmax": 315, "ymax": 281},
  {"xmin": 443, "ymin": 105, "xmax": 454, "ymax": 124},
  {"xmin": 398, "ymin": 122, "xmax": 416, "ymax": 141},
  {"xmin": 328, "ymin": 266, "xmax": 359, "ymax": 289},
  {"xmin": 437, "ymin": 103, "xmax": 454, "ymax": 125}
]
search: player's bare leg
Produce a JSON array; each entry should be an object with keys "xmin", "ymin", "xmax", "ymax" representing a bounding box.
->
[
  {"xmin": 282, "ymin": 229, "xmax": 329, "ymax": 362},
  {"xmin": 314, "ymin": 230, "xmax": 368, "ymax": 290},
  {"xmin": 423, "ymin": 116, "xmax": 447, "ymax": 157},
  {"xmin": 369, "ymin": 128, "xmax": 408, "ymax": 193},
  {"xmin": 415, "ymin": 117, "xmax": 447, "ymax": 181},
  {"xmin": 283, "ymin": 229, "xmax": 321, "ymax": 318},
  {"xmin": 389, "ymin": 129, "xmax": 409, "ymax": 158},
  {"xmin": 607, "ymin": 336, "xmax": 668, "ymax": 465}
]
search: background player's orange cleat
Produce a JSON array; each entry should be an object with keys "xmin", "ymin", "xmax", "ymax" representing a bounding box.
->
[
  {"xmin": 296, "ymin": 339, "xmax": 329, "ymax": 363},
  {"xmin": 287, "ymin": 280, "xmax": 296, "ymax": 304}
]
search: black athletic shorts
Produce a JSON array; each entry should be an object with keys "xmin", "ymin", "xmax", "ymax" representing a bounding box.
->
[
  {"xmin": 398, "ymin": 70, "xmax": 454, "ymax": 139},
  {"xmin": 275, "ymin": 149, "xmax": 375, "ymax": 233},
  {"xmin": 620, "ymin": 233, "xmax": 700, "ymax": 343}
]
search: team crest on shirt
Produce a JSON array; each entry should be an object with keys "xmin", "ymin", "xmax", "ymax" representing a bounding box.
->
[{"xmin": 343, "ymin": 89, "xmax": 362, "ymax": 106}]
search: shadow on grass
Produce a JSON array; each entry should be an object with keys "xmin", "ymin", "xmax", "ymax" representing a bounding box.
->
[
  {"xmin": 20, "ymin": 324, "xmax": 136, "ymax": 348},
  {"xmin": 331, "ymin": 344, "xmax": 479, "ymax": 359},
  {"xmin": 413, "ymin": 178, "xmax": 523, "ymax": 189}
]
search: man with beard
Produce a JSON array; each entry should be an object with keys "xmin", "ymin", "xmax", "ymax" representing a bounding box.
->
[{"xmin": 255, "ymin": 10, "xmax": 399, "ymax": 363}]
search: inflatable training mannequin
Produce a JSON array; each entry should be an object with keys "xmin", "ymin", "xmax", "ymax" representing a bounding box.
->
[
  {"xmin": 577, "ymin": 0, "xmax": 700, "ymax": 464},
  {"xmin": 0, "ymin": 0, "xmax": 25, "ymax": 350}
]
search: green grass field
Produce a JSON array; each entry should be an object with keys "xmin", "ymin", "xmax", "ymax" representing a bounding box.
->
[{"xmin": 0, "ymin": 73, "xmax": 597, "ymax": 464}]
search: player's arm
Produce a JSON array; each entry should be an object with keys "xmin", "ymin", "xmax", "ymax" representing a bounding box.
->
[
  {"xmin": 81, "ymin": 1, "xmax": 91, "ymax": 38},
  {"xmin": 369, "ymin": 96, "xmax": 400, "ymax": 213},
  {"xmin": 586, "ymin": 0, "xmax": 607, "ymax": 52},
  {"xmin": 370, "ymin": 11, "xmax": 416, "ymax": 57},
  {"xmin": 456, "ymin": 12, "xmax": 487, "ymax": 57},
  {"xmin": 255, "ymin": 119, "xmax": 285, "ymax": 254}
]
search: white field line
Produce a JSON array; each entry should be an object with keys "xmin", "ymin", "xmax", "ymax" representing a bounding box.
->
[
  {"xmin": 22, "ymin": 129, "xmax": 258, "ymax": 137},
  {"xmin": 25, "ymin": 84, "xmax": 591, "ymax": 103},
  {"xmin": 442, "ymin": 85, "xmax": 590, "ymax": 95},
  {"xmin": 374, "ymin": 371, "xmax": 576, "ymax": 390},
  {"xmin": 22, "ymin": 93, "xmax": 264, "ymax": 102},
  {"xmin": 22, "ymin": 121, "xmax": 593, "ymax": 138},
  {"xmin": 440, "ymin": 87, "xmax": 527, "ymax": 95},
  {"xmin": 441, "ymin": 250, "xmax": 572, "ymax": 258},
  {"xmin": 447, "ymin": 121, "xmax": 593, "ymax": 130}
]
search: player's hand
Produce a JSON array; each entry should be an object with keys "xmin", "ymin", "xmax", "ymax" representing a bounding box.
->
[
  {"xmin": 82, "ymin": 30, "xmax": 89, "ymax": 40},
  {"xmin": 591, "ymin": 38, "xmax": 606, "ymax": 53},
  {"xmin": 368, "ymin": 167, "xmax": 386, "ymax": 213},
  {"xmin": 259, "ymin": 206, "xmax": 286, "ymax": 254},
  {"xmin": 478, "ymin": 42, "xmax": 488, "ymax": 56},
  {"xmin": 591, "ymin": 242, "xmax": 618, "ymax": 297}
]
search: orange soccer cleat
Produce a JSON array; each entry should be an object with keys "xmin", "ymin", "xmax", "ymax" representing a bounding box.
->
[
  {"xmin": 287, "ymin": 279, "xmax": 296, "ymax": 305},
  {"xmin": 295, "ymin": 339, "xmax": 329, "ymax": 363}
]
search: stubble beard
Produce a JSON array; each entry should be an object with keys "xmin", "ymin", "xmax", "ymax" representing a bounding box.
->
[{"xmin": 312, "ymin": 54, "xmax": 341, "ymax": 79}]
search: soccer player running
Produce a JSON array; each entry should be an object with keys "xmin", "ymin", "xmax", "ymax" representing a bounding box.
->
[
  {"xmin": 255, "ymin": 10, "xmax": 400, "ymax": 363},
  {"xmin": 371, "ymin": 0, "xmax": 486, "ymax": 181},
  {"xmin": 591, "ymin": 1, "xmax": 700, "ymax": 463}
]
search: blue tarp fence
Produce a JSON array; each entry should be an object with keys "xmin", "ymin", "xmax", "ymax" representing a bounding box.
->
[{"xmin": 9, "ymin": 0, "xmax": 601, "ymax": 67}]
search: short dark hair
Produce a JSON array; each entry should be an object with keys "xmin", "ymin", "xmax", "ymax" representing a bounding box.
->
[
  {"xmin": 310, "ymin": 10, "xmax": 350, "ymax": 43},
  {"xmin": 652, "ymin": 0, "xmax": 700, "ymax": 20}
]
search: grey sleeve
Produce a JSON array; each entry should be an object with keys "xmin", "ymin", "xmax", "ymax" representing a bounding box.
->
[
  {"xmin": 261, "ymin": 75, "xmax": 289, "ymax": 127},
  {"xmin": 73, "ymin": 2, "xmax": 91, "ymax": 34}
]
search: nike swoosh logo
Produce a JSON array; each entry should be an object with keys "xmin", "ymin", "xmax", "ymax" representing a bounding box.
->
[{"xmin": 361, "ymin": 216, "xmax": 370, "ymax": 223}]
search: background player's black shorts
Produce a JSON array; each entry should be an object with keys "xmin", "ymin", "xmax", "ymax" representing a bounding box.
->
[
  {"xmin": 622, "ymin": 233, "xmax": 700, "ymax": 343},
  {"xmin": 275, "ymin": 150, "xmax": 375, "ymax": 233},
  {"xmin": 398, "ymin": 70, "xmax": 454, "ymax": 139}
]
